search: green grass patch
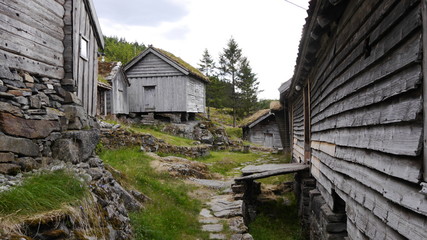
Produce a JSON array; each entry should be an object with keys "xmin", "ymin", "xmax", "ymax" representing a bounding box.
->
[
  {"xmin": 196, "ymin": 151, "xmax": 262, "ymax": 175},
  {"xmin": 249, "ymin": 193, "xmax": 302, "ymax": 240},
  {"xmin": 99, "ymin": 147, "xmax": 208, "ymax": 240},
  {"xmin": 130, "ymin": 125, "xmax": 195, "ymax": 147},
  {"xmin": 225, "ymin": 127, "xmax": 242, "ymax": 140},
  {"xmin": 0, "ymin": 170, "xmax": 87, "ymax": 217}
]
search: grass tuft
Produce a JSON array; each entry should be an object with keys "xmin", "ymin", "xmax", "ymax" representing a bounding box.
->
[
  {"xmin": 0, "ymin": 170, "xmax": 87, "ymax": 217},
  {"xmin": 99, "ymin": 147, "xmax": 208, "ymax": 240},
  {"xmin": 195, "ymin": 151, "xmax": 262, "ymax": 175}
]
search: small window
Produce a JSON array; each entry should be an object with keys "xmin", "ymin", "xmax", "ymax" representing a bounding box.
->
[{"xmin": 80, "ymin": 36, "xmax": 88, "ymax": 60}]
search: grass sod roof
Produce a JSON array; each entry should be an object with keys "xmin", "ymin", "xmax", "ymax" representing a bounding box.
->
[
  {"xmin": 239, "ymin": 109, "xmax": 271, "ymax": 128},
  {"xmin": 153, "ymin": 47, "xmax": 210, "ymax": 83}
]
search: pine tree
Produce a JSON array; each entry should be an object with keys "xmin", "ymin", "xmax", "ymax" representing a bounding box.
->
[
  {"xmin": 218, "ymin": 37, "xmax": 242, "ymax": 127},
  {"xmin": 237, "ymin": 57, "xmax": 259, "ymax": 117},
  {"xmin": 198, "ymin": 49, "xmax": 216, "ymax": 77},
  {"xmin": 198, "ymin": 49, "xmax": 217, "ymax": 118}
]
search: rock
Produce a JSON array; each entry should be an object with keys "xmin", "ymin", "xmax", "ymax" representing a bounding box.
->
[
  {"xmin": 0, "ymin": 85, "xmax": 7, "ymax": 92},
  {"xmin": 0, "ymin": 135, "xmax": 39, "ymax": 156},
  {"xmin": 87, "ymin": 168, "xmax": 103, "ymax": 180},
  {"xmin": 63, "ymin": 105, "xmax": 89, "ymax": 130},
  {"xmin": 0, "ymin": 66, "xmax": 14, "ymax": 79},
  {"xmin": 199, "ymin": 218, "xmax": 219, "ymax": 224},
  {"xmin": 16, "ymin": 157, "xmax": 39, "ymax": 171},
  {"xmin": 0, "ymin": 152, "xmax": 14, "ymax": 162},
  {"xmin": 63, "ymin": 92, "xmax": 81, "ymax": 104},
  {"xmin": 0, "ymin": 92, "xmax": 15, "ymax": 99},
  {"xmin": 200, "ymin": 208, "xmax": 214, "ymax": 218},
  {"xmin": 0, "ymin": 163, "xmax": 21, "ymax": 175},
  {"xmin": 2, "ymin": 79, "xmax": 26, "ymax": 88},
  {"xmin": 23, "ymin": 73, "xmax": 34, "ymax": 83},
  {"xmin": 0, "ymin": 102, "xmax": 23, "ymax": 117},
  {"xmin": 210, "ymin": 233, "xmax": 227, "ymax": 239},
  {"xmin": 51, "ymin": 139, "xmax": 80, "ymax": 163},
  {"xmin": 229, "ymin": 217, "xmax": 247, "ymax": 233},
  {"xmin": 202, "ymin": 224, "xmax": 223, "ymax": 232},
  {"xmin": 190, "ymin": 179, "xmax": 233, "ymax": 190},
  {"xmin": 88, "ymin": 157, "xmax": 104, "ymax": 167},
  {"xmin": 61, "ymin": 130, "xmax": 99, "ymax": 160},
  {"xmin": 0, "ymin": 113, "xmax": 60, "ymax": 139}
]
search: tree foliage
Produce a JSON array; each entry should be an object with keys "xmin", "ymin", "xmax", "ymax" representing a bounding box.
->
[
  {"xmin": 101, "ymin": 36, "xmax": 146, "ymax": 64},
  {"xmin": 236, "ymin": 57, "xmax": 259, "ymax": 117}
]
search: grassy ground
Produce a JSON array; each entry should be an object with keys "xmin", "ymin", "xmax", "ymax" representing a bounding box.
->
[
  {"xmin": 195, "ymin": 151, "xmax": 263, "ymax": 176},
  {"xmin": 0, "ymin": 170, "xmax": 87, "ymax": 218},
  {"xmin": 99, "ymin": 147, "xmax": 208, "ymax": 240},
  {"xmin": 129, "ymin": 124, "xmax": 195, "ymax": 146},
  {"xmin": 249, "ymin": 193, "xmax": 302, "ymax": 240}
]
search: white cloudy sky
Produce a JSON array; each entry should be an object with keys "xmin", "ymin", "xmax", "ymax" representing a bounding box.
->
[{"xmin": 92, "ymin": 0, "xmax": 310, "ymax": 99}]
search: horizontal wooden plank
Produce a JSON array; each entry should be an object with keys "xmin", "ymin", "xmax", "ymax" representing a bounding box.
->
[
  {"xmin": 335, "ymin": 146, "xmax": 421, "ymax": 183},
  {"xmin": 0, "ymin": 11, "xmax": 64, "ymax": 53},
  {"xmin": 235, "ymin": 163, "xmax": 309, "ymax": 181},
  {"xmin": 312, "ymin": 8, "xmax": 421, "ymax": 118},
  {"xmin": 33, "ymin": 0, "xmax": 64, "ymax": 18},
  {"xmin": 343, "ymin": 190, "xmax": 406, "ymax": 240},
  {"xmin": 311, "ymin": 0, "xmax": 420, "ymax": 109},
  {"xmin": 312, "ymin": 158, "xmax": 427, "ymax": 240},
  {"xmin": 312, "ymin": 94, "xmax": 422, "ymax": 132},
  {"xmin": 0, "ymin": 49, "xmax": 64, "ymax": 79},
  {"xmin": 312, "ymin": 33, "xmax": 422, "ymax": 122},
  {"xmin": 311, "ymin": 124, "xmax": 423, "ymax": 156},
  {"xmin": 0, "ymin": 1, "xmax": 64, "ymax": 39},
  {"xmin": 312, "ymin": 150, "xmax": 427, "ymax": 216},
  {"xmin": 0, "ymin": 28, "xmax": 64, "ymax": 67}
]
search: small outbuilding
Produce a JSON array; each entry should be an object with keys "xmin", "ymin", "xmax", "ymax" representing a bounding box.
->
[
  {"xmin": 97, "ymin": 62, "xmax": 130, "ymax": 116},
  {"xmin": 241, "ymin": 108, "xmax": 283, "ymax": 149},
  {"xmin": 124, "ymin": 46, "xmax": 209, "ymax": 121}
]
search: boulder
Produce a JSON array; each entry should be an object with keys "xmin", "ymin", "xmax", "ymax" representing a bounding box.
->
[
  {"xmin": 0, "ymin": 152, "xmax": 14, "ymax": 162},
  {"xmin": 63, "ymin": 105, "xmax": 89, "ymax": 130},
  {"xmin": 0, "ymin": 163, "xmax": 21, "ymax": 175},
  {"xmin": 0, "ymin": 113, "xmax": 60, "ymax": 139},
  {"xmin": 51, "ymin": 139, "xmax": 80, "ymax": 163},
  {"xmin": 0, "ymin": 135, "xmax": 39, "ymax": 156},
  {"xmin": 52, "ymin": 129, "xmax": 99, "ymax": 163}
]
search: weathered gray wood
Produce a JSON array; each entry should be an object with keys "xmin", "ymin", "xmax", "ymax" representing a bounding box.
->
[
  {"xmin": 334, "ymin": 146, "xmax": 422, "ymax": 183},
  {"xmin": 311, "ymin": 124, "xmax": 423, "ymax": 156},
  {"xmin": 346, "ymin": 219, "xmax": 369, "ymax": 240},
  {"xmin": 311, "ymin": 94, "xmax": 422, "ymax": 132},
  {"xmin": 312, "ymin": 32, "xmax": 422, "ymax": 122},
  {"xmin": 72, "ymin": 0, "xmax": 82, "ymax": 82},
  {"xmin": 311, "ymin": 0, "xmax": 419, "ymax": 108},
  {"xmin": 312, "ymin": 150, "xmax": 427, "ymax": 216},
  {"xmin": 55, "ymin": 0, "xmax": 65, "ymax": 5},
  {"xmin": 0, "ymin": 0, "xmax": 64, "ymax": 39},
  {"xmin": 235, "ymin": 163, "xmax": 308, "ymax": 181},
  {"xmin": 33, "ymin": 0, "xmax": 65, "ymax": 18},
  {"xmin": 312, "ymin": 158, "xmax": 427, "ymax": 240},
  {"xmin": 0, "ymin": 49, "xmax": 64, "ymax": 79},
  {"xmin": 127, "ymin": 53, "xmax": 182, "ymax": 77},
  {"xmin": 422, "ymin": 0, "xmax": 427, "ymax": 182}
]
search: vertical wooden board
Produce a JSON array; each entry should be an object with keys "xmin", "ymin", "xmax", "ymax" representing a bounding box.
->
[
  {"xmin": 422, "ymin": 0, "xmax": 427, "ymax": 182},
  {"xmin": 72, "ymin": 0, "xmax": 81, "ymax": 82}
]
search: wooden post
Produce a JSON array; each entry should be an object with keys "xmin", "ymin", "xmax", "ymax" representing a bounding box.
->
[
  {"xmin": 304, "ymin": 83, "xmax": 311, "ymax": 164},
  {"xmin": 422, "ymin": 0, "xmax": 427, "ymax": 182}
]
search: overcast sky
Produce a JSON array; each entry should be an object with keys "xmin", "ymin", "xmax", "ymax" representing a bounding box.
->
[{"xmin": 92, "ymin": 0, "xmax": 310, "ymax": 100}]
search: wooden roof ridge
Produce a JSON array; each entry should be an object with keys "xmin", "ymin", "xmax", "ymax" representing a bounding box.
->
[{"xmin": 123, "ymin": 46, "xmax": 210, "ymax": 83}]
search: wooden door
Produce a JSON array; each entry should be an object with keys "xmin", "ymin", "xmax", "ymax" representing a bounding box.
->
[
  {"xmin": 144, "ymin": 86, "xmax": 156, "ymax": 111},
  {"xmin": 264, "ymin": 133, "xmax": 274, "ymax": 148}
]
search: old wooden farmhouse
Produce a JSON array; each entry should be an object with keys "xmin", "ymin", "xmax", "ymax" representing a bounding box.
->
[
  {"xmin": 0, "ymin": 0, "xmax": 103, "ymax": 116},
  {"xmin": 97, "ymin": 62, "xmax": 130, "ymax": 116},
  {"xmin": 124, "ymin": 46, "xmax": 209, "ymax": 120},
  {"xmin": 279, "ymin": 0, "xmax": 427, "ymax": 239},
  {"xmin": 241, "ymin": 108, "xmax": 283, "ymax": 149}
]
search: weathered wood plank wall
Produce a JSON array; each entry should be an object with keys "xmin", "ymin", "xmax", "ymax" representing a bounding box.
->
[
  {"xmin": 248, "ymin": 116, "xmax": 282, "ymax": 148},
  {"xmin": 294, "ymin": 0, "xmax": 426, "ymax": 239},
  {"xmin": 292, "ymin": 94, "xmax": 304, "ymax": 162},
  {"xmin": 63, "ymin": 0, "xmax": 99, "ymax": 116},
  {"xmin": 111, "ymin": 70, "xmax": 129, "ymax": 114},
  {"xmin": 186, "ymin": 77, "xmax": 205, "ymax": 113},
  {"xmin": 0, "ymin": 0, "xmax": 64, "ymax": 79}
]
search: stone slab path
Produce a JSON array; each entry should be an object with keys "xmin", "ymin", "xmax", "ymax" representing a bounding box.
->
[{"xmin": 198, "ymin": 194, "xmax": 253, "ymax": 240}]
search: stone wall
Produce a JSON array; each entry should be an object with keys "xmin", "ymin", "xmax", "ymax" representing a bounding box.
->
[{"xmin": 100, "ymin": 127, "xmax": 210, "ymax": 158}]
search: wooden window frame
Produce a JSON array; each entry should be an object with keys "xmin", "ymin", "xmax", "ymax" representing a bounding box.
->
[{"xmin": 80, "ymin": 35, "xmax": 89, "ymax": 61}]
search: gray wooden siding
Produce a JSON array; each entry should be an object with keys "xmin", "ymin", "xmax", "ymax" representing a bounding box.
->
[
  {"xmin": 64, "ymin": 0, "xmax": 99, "ymax": 116},
  {"xmin": 292, "ymin": 94, "xmax": 304, "ymax": 163},
  {"xmin": 295, "ymin": 0, "xmax": 426, "ymax": 239},
  {"xmin": 111, "ymin": 71, "xmax": 129, "ymax": 114},
  {"xmin": 126, "ymin": 53, "xmax": 182, "ymax": 78},
  {"xmin": 128, "ymin": 76, "xmax": 187, "ymax": 112},
  {"xmin": 248, "ymin": 116, "xmax": 282, "ymax": 148},
  {"xmin": 0, "ymin": 0, "xmax": 65, "ymax": 79},
  {"xmin": 186, "ymin": 77, "xmax": 206, "ymax": 113}
]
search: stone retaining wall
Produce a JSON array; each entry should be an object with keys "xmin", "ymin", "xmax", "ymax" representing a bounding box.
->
[{"xmin": 100, "ymin": 128, "xmax": 210, "ymax": 158}]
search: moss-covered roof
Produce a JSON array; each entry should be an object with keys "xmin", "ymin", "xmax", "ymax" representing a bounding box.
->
[
  {"xmin": 239, "ymin": 109, "xmax": 271, "ymax": 128},
  {"xmin": 154, "ymin": 47, "xmax": 209, "ymax": 82}
]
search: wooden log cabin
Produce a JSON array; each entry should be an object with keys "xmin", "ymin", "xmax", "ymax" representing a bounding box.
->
[
  {"xmin": 280, "ymin": 0, "xmax": 427, "ymax": 239},
  {"xmin": 0, "ymin": 0, "xmax": 104, "ymax": 116},
  {"xmin": 124, "ymin": 46, "xmax": 209, "ymax": 119}
]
